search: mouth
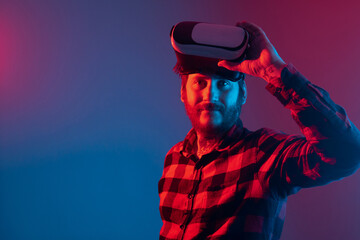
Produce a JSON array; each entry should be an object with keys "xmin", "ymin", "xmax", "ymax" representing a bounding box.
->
[
  {"xmin": 201, "ymin": 109, "xmax": 220, "ymax": 113},
  {"xmin": 197, "ymin": 103, "xmax": 224, "ymax": 112}
]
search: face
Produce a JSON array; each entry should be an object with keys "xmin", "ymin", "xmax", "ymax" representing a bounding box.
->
[{"xmin": 181, "ymin": 73, "xmax": 246, "ymax": 138}]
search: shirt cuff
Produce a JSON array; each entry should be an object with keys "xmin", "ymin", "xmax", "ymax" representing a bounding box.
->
[{"xmin": 265, "ymin": 63, "xmax": 309, "ymax": 106}]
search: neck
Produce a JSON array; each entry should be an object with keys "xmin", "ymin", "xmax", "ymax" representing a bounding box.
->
[{"xmin": 196, "ymin": 132, "xmax": 224, "ymax": 158}]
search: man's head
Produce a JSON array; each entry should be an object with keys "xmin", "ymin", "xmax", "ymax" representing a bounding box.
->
[
  {"xmin": 180, "ymin": 72, "xmax": 247, "ymax": 138},
  {"xmin": 172, "ymin": 42, "xmax": 247, "ymax": 138}
]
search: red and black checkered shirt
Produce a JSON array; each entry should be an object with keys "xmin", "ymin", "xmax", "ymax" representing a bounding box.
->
[{"xmin": 158, "ymin": 64, "xmax": 360, "ymax": 240}]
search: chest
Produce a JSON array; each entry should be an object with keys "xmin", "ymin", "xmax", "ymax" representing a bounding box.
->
[{"xmin": 159, "ymin": 149, "xmax": 270, "ymax": 211}]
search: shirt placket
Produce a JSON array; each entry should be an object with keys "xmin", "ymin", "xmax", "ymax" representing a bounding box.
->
[{"xmin": 178, "ymin": 158, "xmax": 203, "ymax": 240}]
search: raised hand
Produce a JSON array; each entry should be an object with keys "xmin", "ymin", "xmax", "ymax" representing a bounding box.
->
[{"xmin": 218, "ymin": 21, "xmax": 286, "ymax": 83}]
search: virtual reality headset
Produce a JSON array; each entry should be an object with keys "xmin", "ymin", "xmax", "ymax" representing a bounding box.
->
[{"xmin": 170, "ymin": 21, "xmax": 249, "ymax": 81}]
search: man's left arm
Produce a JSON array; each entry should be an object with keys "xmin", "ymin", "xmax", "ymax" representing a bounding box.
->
[
  {"xmin": 219, "ymin": 21, "xmax": 360, "ymax": 185},
  {"xmin": 267, "ymin": 63, "xmax": 360, "ymax": 179}
]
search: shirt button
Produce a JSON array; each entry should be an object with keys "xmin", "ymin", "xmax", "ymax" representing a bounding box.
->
[
  {"xmin": 180, "ymin": 224, "xmax": 185, "ymax": 229},
  {"xmin": 188, "ymin": 194, "xmax": 194, "ymax": 199}
]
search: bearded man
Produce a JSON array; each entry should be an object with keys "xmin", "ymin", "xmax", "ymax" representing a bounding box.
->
[{"xmin": 158, "ymin": 21, "xmax": 360, "ymax": 240}]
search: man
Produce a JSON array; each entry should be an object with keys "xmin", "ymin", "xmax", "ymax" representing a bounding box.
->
[{"xmin": 158, "ymin": 21, "xmax": 360, "ymax": 240}]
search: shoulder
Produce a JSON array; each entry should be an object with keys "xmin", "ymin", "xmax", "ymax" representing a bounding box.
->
[
  {"xmin": 241, "ymin": 127, "xmax": 287, "ymax": 143},
  {"xmin": 162, "ymin": 140, "xmax": 187, "ymax": 169},
  {"xmin": 166, "ymin": 141, "xmax": 184, "ymax": 156},
  {"xmin": 248, "ymin": 127, "xmax": 305, "ymax": 148},
  {"xmin": 165, "ymin": 128, "xmax": 196, "ymax": 158},
  {"xmin": 254, "ymin": 127, "xmax": 301, "ymax": 139}
]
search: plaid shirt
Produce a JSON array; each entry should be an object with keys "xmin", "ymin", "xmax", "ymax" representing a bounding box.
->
[{"xmin": 158, "ymin": 64, "xmax": 360, "ymax": 240}]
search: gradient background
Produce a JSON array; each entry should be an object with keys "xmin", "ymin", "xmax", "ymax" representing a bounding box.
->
[{"xmin": 0, "ymin": 0, "xmax": 359, "ymax": 239}]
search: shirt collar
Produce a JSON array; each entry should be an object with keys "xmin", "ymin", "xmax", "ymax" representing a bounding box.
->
[{"xmin": 180, "ymin": 119, "xmax": 244, "ymax": 158}]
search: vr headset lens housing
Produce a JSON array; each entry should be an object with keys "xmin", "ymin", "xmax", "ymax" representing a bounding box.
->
[{"xmin": 171, "ymin": 21, "xmax": 248, "ymax": 81}]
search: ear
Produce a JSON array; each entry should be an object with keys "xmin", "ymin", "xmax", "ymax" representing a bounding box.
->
[
  {"xmin": 180, "ymin": 86, "xmax": 185, "ymax": 102},
  {"xmin": 180, "ymin": 75, "xmax": 187, "ymax": 103},
  {"xmin": 239, "ymin": 80, "xmax": 247, "ymax": 105}
]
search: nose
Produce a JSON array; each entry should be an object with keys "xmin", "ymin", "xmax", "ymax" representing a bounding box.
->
[{"xmin": 202, "ymin": 79, "xmax": 219, "ymax": 102}]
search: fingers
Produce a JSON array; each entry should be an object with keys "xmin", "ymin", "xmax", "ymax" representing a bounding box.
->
[
  {"xmin": 218, "ymin": 60, "xmax": 242, "ymax": 72},
  {"xmin": 236, "ymin": 21, "xmax": 267, "ymax": 42},
  {"xmin": 236, "ymin": 21, "xmax": 263, "ymax": 34}
]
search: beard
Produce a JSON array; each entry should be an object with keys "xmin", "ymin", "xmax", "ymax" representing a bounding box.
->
[{"xmin": 184, "ymin": 97, "xmax": 242, "ymax": 138}]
